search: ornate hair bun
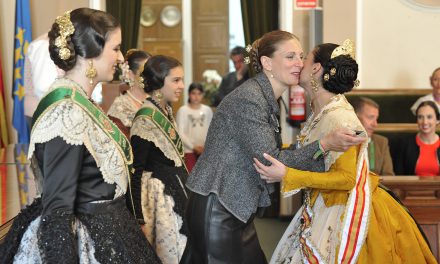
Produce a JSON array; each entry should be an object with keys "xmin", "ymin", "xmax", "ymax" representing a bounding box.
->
[
  {"xmin": 54, "ymin": 10, "xmax": 75, "ymax": 60},
  {"xmin": 331, "ymin": 39, "xmax": 355, "ymax": 60},
  {"xmin": 324, "ymin": 39, "xmax": 360, "ymax": 87}
]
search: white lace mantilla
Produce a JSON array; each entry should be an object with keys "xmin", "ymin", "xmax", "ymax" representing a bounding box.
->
[
  {"xmin": 28, "ymin": 79, "xmax": 129, "ymax": 198},
  {"xmin": 300, "ymin": 94, "xmax": 364, "ymax": 171},
  {"xmin": 107, "ymin": 93, "xmax": 139, "ymax": 127},
  {"xmin": 141, "ymin": 172, "xmax": 186, "ymax": 263},
  {"xmin": 131, "ymin": 102, "xmax": 182, "ymax": 167}
]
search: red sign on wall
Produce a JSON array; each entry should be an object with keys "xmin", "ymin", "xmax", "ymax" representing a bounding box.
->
[{"xmin": 295, "ymin": 0, "xmax": 317, "ymax": 10}]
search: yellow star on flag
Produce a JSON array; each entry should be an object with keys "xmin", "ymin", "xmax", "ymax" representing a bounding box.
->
[
  {"xmin": 14, "ymin": 84, "xmax": 26, "ymax": 101},
  {"xmin": 18, "ymin": 171, "xmax": 25, "ymax": 184},
  {"xmin": 15, "ymin": 27, "xmax": 25, "ymax": 46},
  {"xmin": 14, "ymin": 67, "xmax": 22, "ymax": 80},
  {"xmin": 14, "ymin": 46, "xmax": 23, "ymax": 64},
  {"xmin": 16, "ymin": 150, "xmax": 28, "ymax": 164},
  {"xmin": 23, "ymin": 40, "xmax": 30, "ymax": 56}
]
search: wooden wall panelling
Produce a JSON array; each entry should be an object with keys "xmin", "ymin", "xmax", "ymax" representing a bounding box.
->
[
  {"xmin": 192, "ymin": 0, "xmax": 229, "ymax": 82},
  {"xmin": 381, "ymin": 176, "xmax": 440, "ymax": 262},
  {"xmin": 140, "ymin": 0, "xmax": 183, "ymax": 112}
]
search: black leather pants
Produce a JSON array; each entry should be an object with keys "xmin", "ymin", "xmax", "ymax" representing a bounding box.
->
[{"xmin": 181, "ymin": 192, "xmax": 267, "ymax": 264}]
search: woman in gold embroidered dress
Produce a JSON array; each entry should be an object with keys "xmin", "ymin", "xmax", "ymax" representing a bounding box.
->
[
  {"xmin": 107, "ymin": 49, "xmax": 151, "ymax": 138},
  {"xmin": 128, "ymin": 55, "xmax": 188, "ymax": 263},
  {"xmin": 254, "ymin": 41, "xmax": 436, "ymax": 264},
  {"xmin": 0, "ymin": 8, "xmax": 160, "ymax": 264}
]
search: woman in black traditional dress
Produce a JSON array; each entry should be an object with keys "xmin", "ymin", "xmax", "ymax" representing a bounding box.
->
[
  {"xmin": 0, "ymin": 8, "xmax": 160, "ymax": 264},
  {"xmin": 129, "ymin": 55, "xmax": 188, "ymax": 264}
]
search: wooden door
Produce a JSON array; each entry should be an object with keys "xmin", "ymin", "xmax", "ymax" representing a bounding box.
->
[{"xmin": 192, "ymin": 0, "xmax": 229, "ymax": 82}]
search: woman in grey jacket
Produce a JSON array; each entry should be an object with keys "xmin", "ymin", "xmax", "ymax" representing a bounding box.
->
[{"xmin": 182, "ymin": 30, "xmax": 365, "ymax": 264}]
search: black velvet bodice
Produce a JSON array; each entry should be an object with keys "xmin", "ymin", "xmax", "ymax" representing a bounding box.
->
[{"xmin": 35, "ymin": 136, "xmax": 115, "ymax": 217}]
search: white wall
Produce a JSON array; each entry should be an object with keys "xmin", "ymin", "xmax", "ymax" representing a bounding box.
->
[
  {"xmin": 361, "ymin": 0, "xmax": 440, "ymax": 88},
  {"xmin": 324, "ymin": 0, "xmax": 440, "ymax": 89}
]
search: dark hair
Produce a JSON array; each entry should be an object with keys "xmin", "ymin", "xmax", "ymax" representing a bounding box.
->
[
  {"xmin": 230, "ymin": 46, "xmax": 246, "ymax": 57},
  {"xmin": 142, "ymin": 55, "xmax": 182, "ymax": 93},
  {"xmin": 125, "ymin": 49, "xmax": 151, "ymax": 74},
  {"xmin": 48, "ymin": 8, "xmax": 120, "ymax": 71},
  {"xmin": 250, "ymin": 30, "xmax": 299, "ymax": 74},
  {"xmin": 351, "ymin": 97, "xmax": 379, "ymax": 114},
  {"xmin": 187, "ymin": 82, "xmax": 204, "ymax": 103},
  {"xmin": 313, "ymin": 43, "xmax": 358, "ymax": 94},
  {"xmin": 416, "ymin": 101, "xmax": 440, "ymax": 120}
]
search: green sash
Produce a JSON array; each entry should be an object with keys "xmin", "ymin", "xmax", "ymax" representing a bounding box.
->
[
  {"xmin": 32, "ymin": 87, "xmax": 133, "ymax": 167},
  {"xmin": 134, "ymin": 106, "xmax": 186, "ymax": 169}
]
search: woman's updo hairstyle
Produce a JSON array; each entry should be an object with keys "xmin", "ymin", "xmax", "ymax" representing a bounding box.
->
[
  {"xmin": 313, "ymin": 43, "xmax": 358, "ymax": 94},
  {"xmin": 142, "ymin": 55, "xmax": 182, "ymax": 93},
  {"xmin": 48, "ymin": 8, "xmax": 120, "ymax": 72},
  {"xmin": 250, "ymin": 30, "xmax": 299, "ymax": 74},
  {"xmin": 125, "ymin": 49, "xmax": 151, "ymax": 75}
]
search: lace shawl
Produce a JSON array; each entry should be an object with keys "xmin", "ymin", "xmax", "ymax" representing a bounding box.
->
[
  {"xmin": 28, "ymin": 78, "xmax": 130, "ymax": 198},
  {"xmin": 299, "ymin": 94, "xmax": 365, "ymax": 171},
  {"xmin": 130, "ymin": 101, "xmax": 183, "ymax": 167},
  {"xmin": 107, "ymin": 93, "xmax": 139, "ymax": 127}
]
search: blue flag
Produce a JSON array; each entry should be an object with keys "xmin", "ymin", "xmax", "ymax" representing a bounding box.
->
[{"xmin": 12, "ymin": 0, "xmax": 32, "ymax": 143}]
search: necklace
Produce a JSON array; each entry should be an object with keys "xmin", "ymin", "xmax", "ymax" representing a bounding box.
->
[
  {"xmin": 126, "ymin": 90, "xmax": 144, "ymax": 106},
  {"xmin": 146, "ymin": 97, "xmax": 174, "ymax": 123}
]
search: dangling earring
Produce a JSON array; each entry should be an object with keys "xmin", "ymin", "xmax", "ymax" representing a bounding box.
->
[
  {"xmin": 153, "ymin": 90, "xmax": 163, "ymax": 103},
  {"xmin": 85, "ymin": 60, "xmax": 97, "ymax": 86},
  {"xmin": 310, "ymin": 73, "xmax": 319, "ymax": 93},
  {"xmin": 138, "ymin": 76, "xmax": 145, "ymax": 89}
]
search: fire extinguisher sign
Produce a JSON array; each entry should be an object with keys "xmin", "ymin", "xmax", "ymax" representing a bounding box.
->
[{"xmin": 294, "ymin": 0, "xmax": 317, "ymax": 10}]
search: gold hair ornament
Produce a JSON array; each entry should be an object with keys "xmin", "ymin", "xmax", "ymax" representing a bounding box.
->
[
  {"xmin": 331, "ymin": 39, "xmax": 355, "ymax": 59},
  {"xmin": 354, "ymin": 79, "xmax": 360, "ymax": 87},
  {"xmin": 244, "ymin": 44, "xmax": 252, "ymax": 65},
  {"xmin": 54, "ymin": 10, "xmax": 75, "ymax": 60}
]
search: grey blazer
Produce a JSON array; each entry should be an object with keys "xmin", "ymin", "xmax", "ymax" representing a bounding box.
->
[{"xmin": 186, "ymin": 73, "xmax": 324, "ymax": 222}]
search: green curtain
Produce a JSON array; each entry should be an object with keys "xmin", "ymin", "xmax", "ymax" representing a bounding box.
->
[
  {"xmin": 240, "ymin": 0, "xmax": 279, "ymax": 46},
  {"xmin": 106, "ymin": 0, "xmax": 142, "ymax": 54}
]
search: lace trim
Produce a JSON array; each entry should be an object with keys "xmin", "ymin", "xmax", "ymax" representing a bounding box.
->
[
  {"xmin": 140, "ymin": 172, "xmax": 186, "ymax": 263},
  {"xmin": 107, "ymin": 93, "xmax": 139, "ymax": 127},
  {"xmin": 299, "ymin": 94, "xmax": 364, "ymax": 170},
  {"xmin": 29, "ymin": 80, "xmax": 129, "ymax": 198},
  {"xmin": 131, "ymin": 114, "xmax": 182, "ymax": 167}
]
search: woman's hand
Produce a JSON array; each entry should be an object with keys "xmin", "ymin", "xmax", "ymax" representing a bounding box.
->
[
  {"xmin": 140, "ymin": 224, "xmax": 149, "ymax": 236},
  {"xmin": 320, "ymin": 127, "xmax": 366, "ymax": 152},
  {"xmin": 193, "ymin": 145, "xmax": 204, "ymax": 155},
  {"xmin": 253, "ymin": 153, "xmax": 287, "ymax": 183}
]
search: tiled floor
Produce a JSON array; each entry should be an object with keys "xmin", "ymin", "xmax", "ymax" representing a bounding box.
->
[{"xmin": 254, "ymin": 217, "xmax": 291, "ymax": 261}]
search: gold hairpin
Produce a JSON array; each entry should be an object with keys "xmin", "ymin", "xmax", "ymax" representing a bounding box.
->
[
  {"xmin": 331, "ymin": 39, "xmax": 355, "ymax": 60},
  {"xmin": 54, "ymin": 10, "xmax": 75, "ymax": 60}
]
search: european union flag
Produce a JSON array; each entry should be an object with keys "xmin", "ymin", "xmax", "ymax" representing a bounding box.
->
[{"xmin": 12, "ymin": 0, "xmax": 32, "ymax": 143}]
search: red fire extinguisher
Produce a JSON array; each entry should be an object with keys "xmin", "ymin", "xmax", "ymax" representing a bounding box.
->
[{"xmin": 289, "ymin": 85, "xmax": 306, "ymax": 124}]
